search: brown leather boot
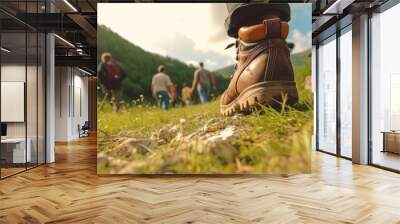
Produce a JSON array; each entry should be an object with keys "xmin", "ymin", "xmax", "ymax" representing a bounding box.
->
[{"xmin": 220, "ymin": 18, "xmax": 298, "ymax": 116}]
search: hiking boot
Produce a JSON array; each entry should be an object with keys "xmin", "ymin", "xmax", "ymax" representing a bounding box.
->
[{"xmin": 220, "ymin": 18, "xmax": 298, "ymax": 116}]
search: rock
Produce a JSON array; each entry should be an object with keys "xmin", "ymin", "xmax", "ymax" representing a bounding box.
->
[
  {"xmin": 170, "ymin": 124, "xmax": 179, "ymax": 132},
  {"xmin": 112, "ymin": 138, "xmax": 153, "ymax": 158},
  {"xmin": 209, "ymin": 141, "xmax": 238, "ymax": 163},
  {"xmin": 171, "ymin": 132, "xmax": 183, "ymax": 142},
  {"xmin": 158, "ymin": 124, "xmax": 180, "ymax": 142},
  {"xmin": 182, "ymin": 125, "xmax": 240, "ymax": 163},
  {"xmin": 158, "ymin": 127, "xmax": 170, "ymax": 140},
  {"xmin": 204, "ymin": 126, "xmax": 236, "ymax": 143},
  {"xmin": 232, "ymin": 114, "xmax": 244, "ymax": 121},
  {"xmin": 202, "ymin": 118, "xmax": 225, "ymax": 133},
  {"xmin": 204, "ymin": 126, "xmax": 238, "ymax": 162},
  {"xmin": 149, "ymin": 132, "xmax": 157, "ymax": 141}
]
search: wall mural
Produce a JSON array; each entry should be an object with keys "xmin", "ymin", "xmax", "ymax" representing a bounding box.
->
[{"xmin": 97, "ymin": 3, "xmax": 313, "ymax": 174}]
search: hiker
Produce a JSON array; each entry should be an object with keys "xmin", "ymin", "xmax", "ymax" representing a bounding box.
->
[
  {"xmin": 169, "ymin": 83, "xmax": 180, "ymax": 108},
  {"xmin": 191, "ymin": 62, "xmax": 215, "ymax": 104},
  {"xmin": 97, "ymin": 52, "xmax": 127, "ymax": 112},
  {"xmin": 151, "ymin": 65, "xmax": 173, "ymax": 110},
  {"xmin": 181, "ymin": 82, "xmax": 192, "ymax": 106},
  {"xmin": 220, "ymin": 2, "xmax": 299, "ymax": 115}
]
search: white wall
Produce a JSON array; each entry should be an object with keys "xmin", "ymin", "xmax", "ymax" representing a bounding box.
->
[
  {"xmin": 0, "ymin": 65, "xmax": 40, "ymax": 138},
  {"xmin": 55, "ymin": 67, "xmax": 69, "ymax": 141},
  {"xmin": 55, "ymin": 67, "xmax": 89, "ymax": 141},
  {"xmin": 1, "ymin": 63, "xmax": 46, "ymax": 164}
]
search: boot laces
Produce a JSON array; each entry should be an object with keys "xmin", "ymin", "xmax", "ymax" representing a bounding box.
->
[
  {"xmin": 225, "ymin": 39, "xmax": 259, "ymax": 78},
  {"xmin": 225, "ymin": 40, "xmax": 239, "ymax": 78}
]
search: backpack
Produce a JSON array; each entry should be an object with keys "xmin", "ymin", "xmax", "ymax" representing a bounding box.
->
[
  {"xmin": 105, "ymin": 62, "xmax": 122, "ymax": 81},
  {"xmin": 102, "ymin": 62, "xmax": 122, "ymax": 89}
]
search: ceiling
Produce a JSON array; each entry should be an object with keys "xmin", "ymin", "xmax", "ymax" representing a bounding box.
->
[
  {"xmin": 308, "ymin": 0, "xmax": 391, "ymax": 42},
  {"xmin": 0, "ymin": 0, "xmax": 395, "ymax": 72}
]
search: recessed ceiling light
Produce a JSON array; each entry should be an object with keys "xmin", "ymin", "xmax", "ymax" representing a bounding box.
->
[
  {"xmin": 323, "ymin": 0, "xmax": 354, "ymax": 15},
  {"xmin": 54, "ymin": 34, "xmax": 75, "ymax": 48},
  {"xmin": 1, "ymin": 47, "xmax": 11, "ymax": 53},
  {"xmin": 78, "ymin": 67, "xmax": 93, "ymax": 76},
  {"xmin": 63, "ymin": 0, "xmax": 78, "ymax": 12}
]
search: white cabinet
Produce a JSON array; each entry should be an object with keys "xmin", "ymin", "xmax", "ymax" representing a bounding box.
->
[{"xmin": 1, "ymin": 138, "xmax": 32, "ymax": 163}]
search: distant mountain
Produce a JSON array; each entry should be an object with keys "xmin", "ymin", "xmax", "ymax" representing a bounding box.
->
[
  {"xmin": 214, "ymin": 65, "xmax": 235, "ymax": 78},
  {"xmin": 291, "ymin": 49, "xmax": 312, "ymax": 69},
  {"xmin": 213, "ymin": 49, "xmax": 312, "ymax": 78},
  {"xmin": 97, "ymin": 25, "xmax": 229, "ymax": 100},
  {"xmin": 98, "ymin": 25, "xmax": 311, "ymax": 103}
]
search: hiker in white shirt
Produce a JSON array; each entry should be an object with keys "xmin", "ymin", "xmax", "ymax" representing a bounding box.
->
[{"xmin": 152, "ymin": 65, "xmax": 173, "ymax": 110}]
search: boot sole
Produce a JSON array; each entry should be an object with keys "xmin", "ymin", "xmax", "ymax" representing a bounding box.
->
[{"xmin": 220, "ymin": 81, "xmax": 298, "ymax": 116}]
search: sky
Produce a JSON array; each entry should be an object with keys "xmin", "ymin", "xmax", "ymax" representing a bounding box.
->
[{"xmin": 98, "ymin": 3, "xmax": 311, "ymax": 71}]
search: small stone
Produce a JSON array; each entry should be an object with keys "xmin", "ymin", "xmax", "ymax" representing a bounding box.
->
[
  {"xmin": 202, "ymin": 118, "xmax": 224, "ymax": 132},
  {"xmin": 172, "ymin": 132, "xmax": 183, "ymax": 142},
  {"xmin": 157, "ymin": 124, "xmax": 181, "ymax": 143},
  {"xmin": 113, "ymin": 138, "xmax": 153, "ymax": 157}
]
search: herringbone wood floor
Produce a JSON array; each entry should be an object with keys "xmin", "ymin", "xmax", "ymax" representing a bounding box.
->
[{"xmin": 0, "ymin": 135, "xmax": 400, "ymax": 224}]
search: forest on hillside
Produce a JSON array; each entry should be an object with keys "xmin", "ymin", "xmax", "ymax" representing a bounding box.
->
[
  {"xmin": 98, "ymin": 25, "xmax": 312, "ymax": 104},
  {"xmin": 97, "ymin": 25, "xmax": 230, "ymax": 102}
]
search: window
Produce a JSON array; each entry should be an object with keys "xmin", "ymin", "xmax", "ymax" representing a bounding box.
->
[
  {"xmin": 370, "ymin": 3, "xmax": 400, "ymax": 171},
  {"xmin": 0, "ymin": 1, "xmax": 46, "ymax": 179},
  {"xmin": 317, "ymin": 35, "xmax": 337, "ymax": 154},
  {"xmin": 339, "ymin": 27, "xmax": 352, "ymax": 158}
]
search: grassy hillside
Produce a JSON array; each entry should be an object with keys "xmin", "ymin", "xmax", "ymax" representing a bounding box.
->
[
  {"xmin": 97, "ymin": 29, "xmax": 313, "ymax": 174},
  {"xmin": 98, "ymin": 99, "xmax": 312, "ymax": 174},
  {"xmin": 291, "ymin": 49, "xmax": 312, "ymax": 68},
  {"xmin": 97, "ymin": 25, "xmax": 229, "ymax": 101},
  {"xmin": 292, "ymin": 50, "xmax": 312, "ymax": 103},
  {"xmin": 214, "ymin": 65, "xmax": 235, "ymax": 78}
]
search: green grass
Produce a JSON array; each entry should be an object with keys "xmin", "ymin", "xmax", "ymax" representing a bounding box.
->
[
  {"xmin": 97, "ymin": 98, "xmax": 313, "ymax": 174},
  {"xmin": 98, "ymin": 100, "xmax": 221, "ymax": 139},
  {"xmin": 97, "ymin": 51, "xmax": 313, "ymax": 174}
]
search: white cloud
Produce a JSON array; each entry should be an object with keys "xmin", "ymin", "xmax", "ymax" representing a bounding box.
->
[
  {"xmin": 98, "ymin": 3, "xmax": 233, "ymax": 70},
  {"xmin": 98, "ymin": 3, "xmax": 310, "ymax": 70},
  {"xmin": 185, "ymin": 60, "xmax": 198, "ymax": 66},
  {"xmin": 290, "ymin": 30, "xmax": 311, "ymax": 54},
  {"xmin": 205, "ymin": 59, "xmax": 217, "ymax": 67}
]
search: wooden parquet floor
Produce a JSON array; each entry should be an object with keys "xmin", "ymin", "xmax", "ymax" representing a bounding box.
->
[{"xmin": 1, "ymin": 135, "xmax": 400, "ymax": 224}]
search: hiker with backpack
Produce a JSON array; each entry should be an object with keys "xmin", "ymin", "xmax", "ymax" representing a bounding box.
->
[
  {"xmin": 191, "ymin": 62, "xmax": 216, "ymax": 104},
  {"xmin": 98, "ymin": 52, "xmax": 127, "ymax": 112}
]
